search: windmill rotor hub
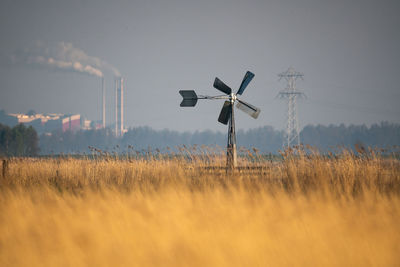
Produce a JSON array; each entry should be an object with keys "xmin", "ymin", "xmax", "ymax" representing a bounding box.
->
[{"xmin": 230, "ymin": 93, "xmax": 237, "ymax": 103}]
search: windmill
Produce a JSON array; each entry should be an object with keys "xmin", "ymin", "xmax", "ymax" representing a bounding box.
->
[{"xmin": 179, "ymin": 71, "xmax": 260, "ymax": 169}]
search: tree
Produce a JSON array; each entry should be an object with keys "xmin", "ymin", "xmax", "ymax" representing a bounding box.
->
[
  {"xmin": 25, "ymin": 126, "xmax": 39, "ymax": 156},
  {"xmin": 0, "ymin": 123, "xmax": 39, "ymax": 156}
]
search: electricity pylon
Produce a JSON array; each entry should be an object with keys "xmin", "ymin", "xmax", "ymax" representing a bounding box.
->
[{"xmin": 277, "ymin": 67, "xmax": 306, "ymax": 148}]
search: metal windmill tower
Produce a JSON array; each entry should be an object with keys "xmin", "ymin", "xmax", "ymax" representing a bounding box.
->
[
  {"xmin": 179, "ymin": 71, "xmax": 260, "ymax": 169},
  {"xmin": 277, "ymin": 67, "xmax": 306, "ymax": 148}
]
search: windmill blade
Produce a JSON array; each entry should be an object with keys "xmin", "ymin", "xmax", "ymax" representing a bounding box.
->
[
  {"xmin": 179, "ymin": 90, "xmax": 198, "ymax": 107},
  {"xmin": 236, "ymin": 71, "xmax": 255, "ymax": 95},
  {"xmin": 236, "ymin": 99, "xmax": 260, "ymax": 119},
  {"xmin": 218, "ymin": 101, "xmax": 232, "ymax": 125},
  {"xmin": 213, "ymin": 77, "xmax": 232, "ymax": 95}
]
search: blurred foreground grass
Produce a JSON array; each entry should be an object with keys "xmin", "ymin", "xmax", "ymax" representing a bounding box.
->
[{"xmin": 1, "ymin": 150, "xmax": 399, "ymax": 266}]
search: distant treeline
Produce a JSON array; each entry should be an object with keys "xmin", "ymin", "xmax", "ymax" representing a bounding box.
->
[
  {"xmin": 0, "ymin": 123, "xmax": 39, "ymax": 156},
  {"xmin": 302, "ymin": 122, "xmax": 400, "ymax": 151},
  {"xmin": 38, "ymin": 122, "xmax": 400, "ymax": 155}
]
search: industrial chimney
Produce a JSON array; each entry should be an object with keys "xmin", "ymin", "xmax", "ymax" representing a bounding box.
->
[
  {"xmin": 102, "ymin": 77, "xmax": 106, "ymax": 128},
  {"xmin": 115, "ymin": 77, "xmax": 124, "ymax": 136}
]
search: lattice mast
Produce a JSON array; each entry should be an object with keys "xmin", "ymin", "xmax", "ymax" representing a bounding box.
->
[
  {"xmin": 278, "ymin": 67, "xmax": 305, "ymax": 148},
  {"xmin": 226, "ymin": 98, "xmax": 237, "ymax": 168}
]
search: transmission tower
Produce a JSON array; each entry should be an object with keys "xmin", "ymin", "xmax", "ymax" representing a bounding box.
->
[{"xmin": 277, "ymin": 67, "xmax": 306, "ymax": 148}]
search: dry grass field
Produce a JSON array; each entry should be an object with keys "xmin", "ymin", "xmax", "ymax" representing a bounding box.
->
[{"xmin": 1, "ymin": 149, "xmax": 399, "ymax": 266}]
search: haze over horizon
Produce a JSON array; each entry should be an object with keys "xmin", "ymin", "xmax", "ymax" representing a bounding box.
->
[{"xmin": 0, "ymin": 0, "xmax": 399, "ymax": 132}]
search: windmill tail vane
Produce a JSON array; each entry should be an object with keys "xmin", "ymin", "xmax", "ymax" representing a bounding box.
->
[{"xmin": 179, "ymin": 71, "xmax": 260, "ymax": 169}]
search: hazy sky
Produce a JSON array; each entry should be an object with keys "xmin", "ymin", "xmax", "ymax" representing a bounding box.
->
[{"xmin": 0, "ymin": 0, "xmax": 399, "ymax": 132}]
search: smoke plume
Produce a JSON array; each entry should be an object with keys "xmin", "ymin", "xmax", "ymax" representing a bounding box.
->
[{"xmin": 11, "ymin": 41, "xmax": 121, "ymax": 78}]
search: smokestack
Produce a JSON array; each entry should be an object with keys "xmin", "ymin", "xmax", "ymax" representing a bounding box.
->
[
  {"xmin": 120, "ymin": 77, "xmax": 124, "ymax": 135},
  {"xmin": 115, "ymin": 77, "xmax": 124, "ymax": 137},
  {"xmin": 115, "ymin": 78, "xmax": 118, "ymax": 136},
  {"xmin": 102, "ymin": 77, "xmax": 106, "ymax": 128}
]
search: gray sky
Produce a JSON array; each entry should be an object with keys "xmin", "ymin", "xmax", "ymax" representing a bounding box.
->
[{"xmin": 0, "ymin": 0, "xmax": 399, "ymax": 132}]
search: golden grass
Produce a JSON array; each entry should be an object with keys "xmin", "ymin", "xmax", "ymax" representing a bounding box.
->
[{"xmin": 1, "ymin": 151, "xmax": 399, "ymax": 266}]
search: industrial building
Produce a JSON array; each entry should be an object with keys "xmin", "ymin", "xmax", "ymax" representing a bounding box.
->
[{"xmin": 0, "ymin": 112, "xmax": 99, "ymax": 134}]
